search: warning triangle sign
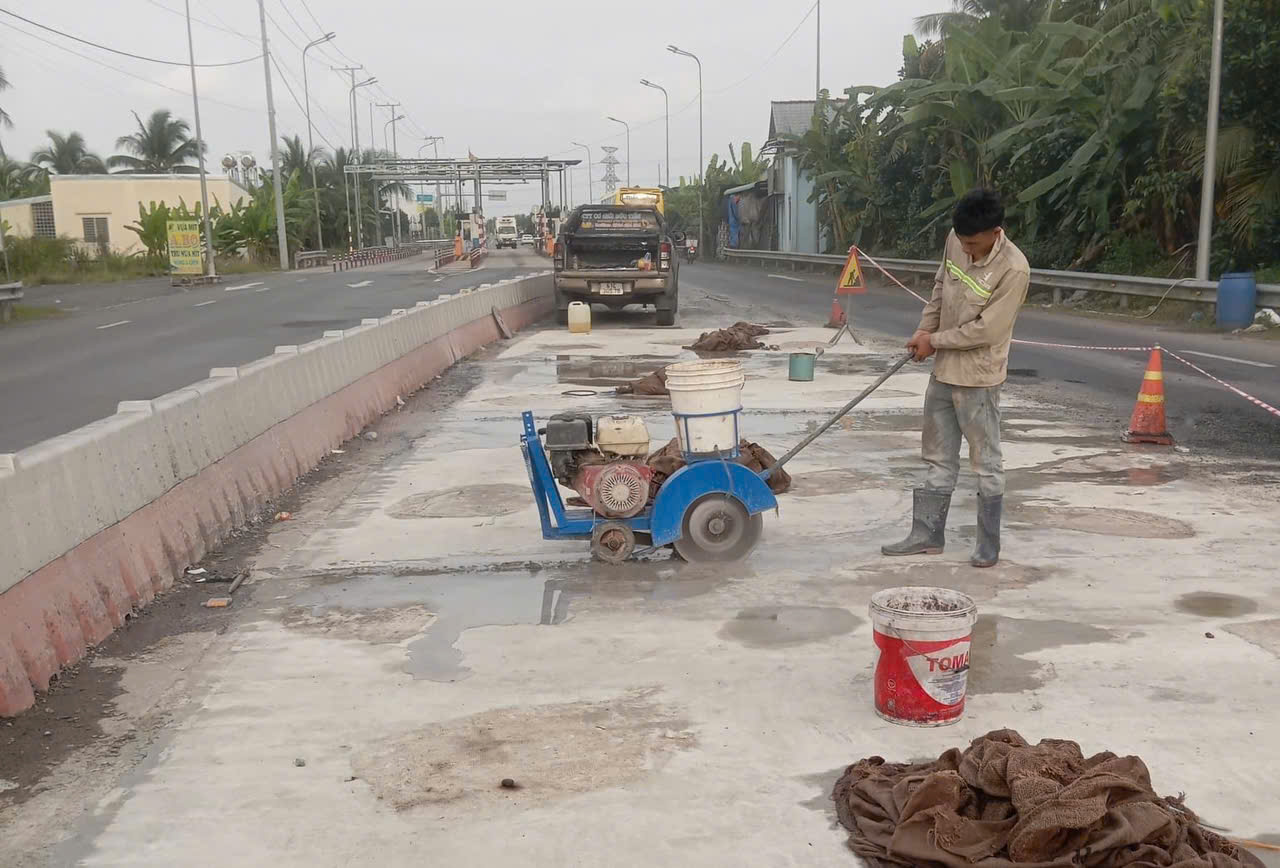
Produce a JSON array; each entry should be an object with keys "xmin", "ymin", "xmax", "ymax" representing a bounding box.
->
[{"xmin": 836, "ymin": 247, "xmax": 867, "ymax": 295}]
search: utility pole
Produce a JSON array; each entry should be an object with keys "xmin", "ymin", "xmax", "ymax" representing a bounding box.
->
[
  {"xmin": 1195, "ymin": 0, "xmax": 1225, "ymax": 282},
  {"xmin": 332, "ymin": 65, "xmax": 363, "ymax": 251},
  {"xmin": 302, "ymin": 32, "xmax": 335, "ymax": 251},
  {"xmin": 256, "ymin": 0, "xmax": 289, "ymax": 271},
  {"xmin": 640, "ymin": 79, "xmax": 669, "ymax": 187},
  {"xmin": 571, "ymin": 141, "xmax": 593, "ymax": 203},
  {"xmin": 607, "ymin": 116, "xmax": 630, "ymax": 186},
  {"xmin": 184, "ymin": 0, "xmax": 216, "ymax": 277},
  {"xmin": 816, "ymin": 0, "xmax": 821, "ymax": 100},
  {"xmin": 347, "ymin": 75, "xmax": 376, "ymax": 249},
  {"xmin": 668, "ymin": 45, "xmax": 703, "ymax": 247}
]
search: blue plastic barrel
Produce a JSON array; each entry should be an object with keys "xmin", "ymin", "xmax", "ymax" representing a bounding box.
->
[{"xmin": 1216, "ymin": 272, "xmax": 1257, "ymax": 329}]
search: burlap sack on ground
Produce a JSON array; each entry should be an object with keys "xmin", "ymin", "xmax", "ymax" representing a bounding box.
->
[
  {"xmin": 686, "ymin": 321, "xmax": 770, "ymax": 351},
  {"xmin": 646, "ymin": 438, "xmax": 790, "ymax": 495},
  {"xmin": 615, "ymin": 368, "xmax": 669, "ymax": 395},
  {"xmin": 833, "ymin": 729, "xmax": 1262, "ymax": 868}
]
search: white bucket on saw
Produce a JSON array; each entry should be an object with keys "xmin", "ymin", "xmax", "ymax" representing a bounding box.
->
[
  {"xmin": 869, "ymin": 586, "xmax": 977, "ymax": 727},
  {"xmin": 665, "ymin": 359, "xmax": 745, "ymax": 455}
]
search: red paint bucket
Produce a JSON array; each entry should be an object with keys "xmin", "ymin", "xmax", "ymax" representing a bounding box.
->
[{"xmin": 869, "ymin": 587, "xmax": 977, "ymax": 727}]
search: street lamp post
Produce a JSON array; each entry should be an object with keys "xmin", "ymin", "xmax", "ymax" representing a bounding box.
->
[
  {"xmin": 349, "ymin": 76, "xmax": 376, "ymax": 249},
  {"xmin": 668, "ymin": 45, "xmax": 703, "ymax": 248},
  {"xmin": 417, "ymin": 136, "xmax": 443, "ymax": 238},
  {"xmin": 640, "ymin": 79, "xmax": 669, "ymax": 188},
  {"xmin": 383, "ymin": 113, "xmax": 404, "ymax": 243},
  {"xmin": 571, "ymin": 141, "xmax": 593, "ymax": 204},
  {"xmin": 1195, "ymin": 0, "xmax": 1225, "ymax": 282},
  {"xmin": 606, "ymin": 116, "xmax": 630, "ymax": 186},
  {"xmin": 302, "ymin": 32, "xmax": 335, "ymax": 251},
  {"xmin": 183, "ymin": 0, "xmax": 216, "ymax": 277}
]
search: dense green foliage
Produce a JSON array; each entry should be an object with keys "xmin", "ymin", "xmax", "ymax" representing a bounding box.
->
[{"xmin": 786, "ymin": 0, "xmax": 1280, "ymax": 276}]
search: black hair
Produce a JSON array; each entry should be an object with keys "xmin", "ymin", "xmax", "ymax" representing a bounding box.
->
[{"xmin": 952, "ymin": 188, "xmax": 1004, "ymax": 236}]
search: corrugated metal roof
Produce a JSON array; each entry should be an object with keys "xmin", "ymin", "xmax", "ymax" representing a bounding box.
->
[{"xmin": 768, "ymin": 100, "xmax": 844, "ymax": 141}]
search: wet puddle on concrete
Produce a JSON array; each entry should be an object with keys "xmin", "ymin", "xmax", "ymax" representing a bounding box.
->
[
  {"xmin": 1010, "ymin": 505, "xmax": 1195, "ymax": 539},
  {"xmin": 968, "ymin": 615, "xmax": 1125, "ymax": 694},
  {"xmin": 286, "ymin": 564, "xmax": 732, "ymax": 682},
  {"xmin": 1174, "ymin": 591, "xmax": 1259, "ymax": 618},
  {"xmin": 840, "ymin": 561, "xmax": 1053, "ymax": 603},
  {"xmin": 554, "ymin": 354, "xmax": 674, "ymax": 388},
  {"xmin": 386, "ymin": 484, "xmax": 529, "ymax": 519},
  {"xmin": 719, "ymin": 606, "xmax": 860, "ymax": 648}
]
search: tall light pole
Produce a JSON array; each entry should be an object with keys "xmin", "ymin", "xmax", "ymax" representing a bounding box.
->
[
  {"xmin": 332, "ymin": 65, "xmax": 363, "ymax": 251},
  {"xmin": 571, "ymin": 141, "xmax": 593, "ymax": 203},
  {"xmin": 383, "ymin": 112, "xmax": 404, "ymax": 243},
  {"xmin": 606, "ymin": 116, "xmax": 631, "ymax": 186},
  {"xmin": 1195, "ymin": 0, "xmax": 1225, "ymax": 282},
  {"xmin": 349, "ymin": 76, "xmax": 376, "ymax": 249},
  {"xmin": 418, "ymin": 136, "xmax": 443, "ymax": 235},
  {"xmin": 256, "ymin": 0, "xmax": 289, "ymax": 271},
  {"xmin": 640, "ymin": 79, "xmax": 669, "ymax": 188},
  {"xmin": 184, "ymin": 0, "xmax": 216, "ymax": 277},
  {"xmin": 301, "ymin": 32, "xmax": 334, "ymax": 251},
  {"xmin": 816, "ymin": 0, "xmax": 821, "ymax": 99},
  {"xmin": 668, "ymin": 45, "xmax": 703, "ymax": 247}
]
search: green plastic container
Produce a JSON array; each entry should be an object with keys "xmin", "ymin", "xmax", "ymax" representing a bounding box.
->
[{"xmin": 789, "ymin": 352, "xmax": 816, "ymax": 382}]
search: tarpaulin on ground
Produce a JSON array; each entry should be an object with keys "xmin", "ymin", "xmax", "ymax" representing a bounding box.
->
[{"xmin": 833, "ymin": 729, "xmax": 1263, "ymax": 868}]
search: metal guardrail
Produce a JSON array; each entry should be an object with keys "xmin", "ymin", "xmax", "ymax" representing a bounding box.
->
[
  {"xmin": 0, "ymin": 281, "xmax": 23, "ymax": 324},
  {"xmin": 723, "ymin": 248, "xmax": 1280, "ymax": 311},
  {"xmin": 332, "ymin": 244, "xmax": 429, "ymax": 272}
]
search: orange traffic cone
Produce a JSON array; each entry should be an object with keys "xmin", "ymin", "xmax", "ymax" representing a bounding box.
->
[
  {"xmin": 825, "ymin": 297, "xmax": 846, "ymax": 328},
  {"xmin": 1122, "ymin": 349, "xmax": 1174, "ymax": 445}
]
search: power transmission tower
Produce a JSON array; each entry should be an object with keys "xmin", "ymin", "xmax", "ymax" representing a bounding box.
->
[{"xmin": 600, "ymin": 146, "xmax": 620, "ymax": 197}]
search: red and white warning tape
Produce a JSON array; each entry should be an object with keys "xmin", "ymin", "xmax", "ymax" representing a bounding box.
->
[
  {"xmin": 857, "ymin": 249, "xmax": 1279, "ymax": 420},
  {"xmin": 1162, "ymin": 348, "xmax": 1280, "ymax": 420}
]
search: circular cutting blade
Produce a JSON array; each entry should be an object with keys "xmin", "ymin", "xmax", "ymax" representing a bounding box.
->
[{"xmin": 672, "ymin": 495, "xmax": 763, "ymax": 563}]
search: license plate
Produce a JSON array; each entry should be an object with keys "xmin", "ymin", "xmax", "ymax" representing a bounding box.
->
[{"xmin": 593, "ymin": 282, "xmax": 629, "ymax": 295}]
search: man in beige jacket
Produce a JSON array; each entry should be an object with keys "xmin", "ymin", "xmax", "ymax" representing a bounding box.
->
[{"xmin": 883, "ymin": 189, "xmax": 1030, "ymax": 567}]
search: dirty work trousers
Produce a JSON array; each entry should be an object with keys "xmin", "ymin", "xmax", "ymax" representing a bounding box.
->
[{"xmin": 922, "ymin": 375, "xmax": 1005, "ymax": 497}]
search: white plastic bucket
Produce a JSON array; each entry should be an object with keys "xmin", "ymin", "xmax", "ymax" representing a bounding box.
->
[
  {"xmin": 869, "ymin": 587, "xmax": 977, "ymax": 726},
  {"xmin": 665, "ymin": 359, "xmax": 745, "ymax": 455},
  {"xmin": 567, "ymin": 301, "xmax": 591, "ymax": 334}
]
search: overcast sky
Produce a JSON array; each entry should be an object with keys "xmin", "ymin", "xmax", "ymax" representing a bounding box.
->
[{"xmin": 1, "ymin": 0, "xmax": 939, "ymax": 216}]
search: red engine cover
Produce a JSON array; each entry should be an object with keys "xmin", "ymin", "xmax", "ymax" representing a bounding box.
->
[{"xmin": 573, "ymin": 462, "xmax": 653, "ymax": 518}]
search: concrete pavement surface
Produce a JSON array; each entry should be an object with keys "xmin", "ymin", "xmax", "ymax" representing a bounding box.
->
[
  {"xmin": 3, "ymin": 275, "xmax": 1278, "ymax": 866},
  {"xmin": 0, "ymin": 248, "xmax": 550, "ymax": 450}
]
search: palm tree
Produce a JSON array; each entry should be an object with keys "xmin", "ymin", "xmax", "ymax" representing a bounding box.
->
[
  {"xmin": 915, "ymin": 0, "xmax": 1056, "ymax": 36},
  {"xmin": 108, "ymin": 109, "xmax": 201, "ymax": 173},
  {"xmin": 279, "ymin": 134, "xmax": 324, "ymax": 179},
  {"xmin": 0, "ymin": 150, "xmax": 33, "ymax": 199},
  {"xmin": 30, "ymin": 131, "xmax": 106, "ymax": 178},
  {"xmin": 0, "ymin": 65, "xmax": 12, "ymax": 131}
]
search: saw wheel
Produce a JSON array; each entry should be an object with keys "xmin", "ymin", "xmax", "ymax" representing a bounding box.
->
[
  {"xmin": 591, "ymin": 522, "xmax": 636, "ymax": 564},
  {"xmin": 672, "ymin": 495, "xmax": 763, "ymax": 563}
]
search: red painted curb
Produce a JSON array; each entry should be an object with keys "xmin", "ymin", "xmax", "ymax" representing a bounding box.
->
[{"xmin": 0, "ymin": 294, "xmax": 551, "ymax": 716}]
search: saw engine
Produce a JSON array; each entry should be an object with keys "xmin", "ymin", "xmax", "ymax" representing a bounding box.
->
[{"xmin": 543, "ymin": 413, "xmax": 653, "ymax": 518}]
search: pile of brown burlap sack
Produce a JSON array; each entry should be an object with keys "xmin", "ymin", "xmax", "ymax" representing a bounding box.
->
[
  {"xmin": 833, "ymin": 729, "xmax": 1262, "ymax": 868},
  {"xmin": 685, "ymin": 321, "xmax": 771, "ymax": 352},
  {"xmin": 647, "ymin": 437, "xmax": 791, "ymax": 495},
  {"xmin": 615, "ymin": 368, "xmax": 669, "ymax": 395}
]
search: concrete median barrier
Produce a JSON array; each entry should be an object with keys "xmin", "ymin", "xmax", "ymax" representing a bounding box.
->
[{"xmin": 0, "ymin": 273, "xmax": 553, "ymax": 715}]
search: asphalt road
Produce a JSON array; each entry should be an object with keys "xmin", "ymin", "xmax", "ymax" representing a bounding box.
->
[
  {"xmin": 684, "ymin": 261, "xmax": 1280, "ymax": 461},
  {"xmin": 0, "ymin": 248, "xmax": 550, "ymax": 451}
]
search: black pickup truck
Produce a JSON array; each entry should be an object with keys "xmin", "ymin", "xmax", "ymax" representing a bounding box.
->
[{"xmin": 553, "ymin": 204, "xmax": 683, "ymax": 326}]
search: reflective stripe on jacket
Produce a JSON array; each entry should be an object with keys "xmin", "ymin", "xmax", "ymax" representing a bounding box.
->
[{"xmin": 917, "ymin": 229, "xmax": 1030, "ymax": 387}]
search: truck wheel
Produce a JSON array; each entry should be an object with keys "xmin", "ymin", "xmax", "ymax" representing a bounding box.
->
[
  {"xmin": 655, "ymin": 287, "xmax": 678, "ymax": 327},
  {"xmin": 554, "ymin": 288, "xmax": 570, "ymax": 326}
]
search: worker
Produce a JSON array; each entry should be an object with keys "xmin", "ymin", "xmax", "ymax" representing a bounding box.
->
[{"xmin": 882, "ymin": 188, "xmax": 1029, "ymax": 568}]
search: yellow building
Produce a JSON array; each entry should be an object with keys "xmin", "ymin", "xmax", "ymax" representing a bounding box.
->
[{"xmin": 0, "ymin": 174, "xmax": 251, "ymax": 255}]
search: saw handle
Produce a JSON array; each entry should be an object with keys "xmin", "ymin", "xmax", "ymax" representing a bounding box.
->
[{"xmin": 764, "ymin": 353, "xmax": 914, "ymax": 477}]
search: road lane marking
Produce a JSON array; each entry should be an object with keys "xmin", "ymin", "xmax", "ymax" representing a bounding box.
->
[
  {"xmin": 296, "ymin": 278, "xmax": 307, "ymax": 283},
  {"xmin": 347, "ymin": 280, "xmax": 372, "ymax": 288},
  {"xmin": 194, "ymin": 300, "xmax": 217, "ymax": 307},
  {"xmin": 254, "ymin": 286, "xmax": 271, "ymax": 292},
  {"xmin": 225, "ymin": 281, "xmax": 263, "ymax": 292},
  {"xmin": 96, "ymin": 320, "xmax": 130, "ymax": 330},
  {"xmin": 768, "ymin": 273, "xmax": 804, "ymax": 282},
  {"xmin": 1177, "ymin": 349, "xmax": 1274, "ymax": 369},
  {"xmin": 433, "ymin": 277, "xmax": 443, "ymax": 282}
]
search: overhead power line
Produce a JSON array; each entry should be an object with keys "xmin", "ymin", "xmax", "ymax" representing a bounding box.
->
[
  {"xmin": 0, "ymin": 19, "xmax": 259, "ymax": 113},
  {"xmin": 0, "ymin": 7, "xmax": 262, "ymax": 67},
  {"xmin": 269, "ymin": 54, "xmax": 339, "ymax": 151},
  {"xmin": 144, "ymin": 0, "xmax": 257, "ymax": 45}
]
